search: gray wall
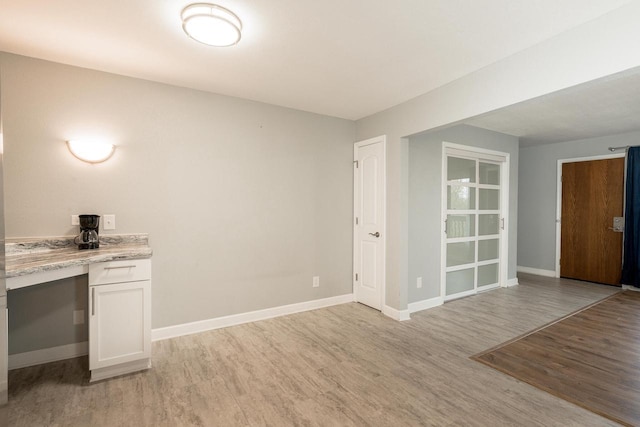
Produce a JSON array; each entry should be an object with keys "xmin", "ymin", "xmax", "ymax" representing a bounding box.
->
[
  {"xmin": 1, "ymin": 53, "xmax": 355, "ymax": 354},
  {"xmin": 518, "ymin": 131, "xmax": 639, "ymax": 272},
  {"xmin": 408, "ymin": 125, "xmax": 519, "ymax": 303},
  {"xmin": 8, "ymin": 277, "xmax": 87, "ymax": 354}
]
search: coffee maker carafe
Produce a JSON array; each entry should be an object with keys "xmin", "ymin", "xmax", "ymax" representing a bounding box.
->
[{"xmin": 75, "ymin": 214, "xmax": 100, "ymax": 250}]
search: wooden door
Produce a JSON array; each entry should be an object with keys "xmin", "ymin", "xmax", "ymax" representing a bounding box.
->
[
  {"xmin": 561, "ymin": 158, "xmax": 624, "ymax": 285},
  {"xmin": 354, "ymin": 136, "xmax": 385, "ymax": 310}
]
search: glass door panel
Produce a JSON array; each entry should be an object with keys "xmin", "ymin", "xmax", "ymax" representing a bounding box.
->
[
  {"xmin": 479, "ymin": 189, "xmax": 500, "ymax": 210},
  {"xmin": 446, "ymin": 214, "xmax": 475, "ymax": 238},
  {"xmin": 478, "ymin": 214, "xmax": 500, "ymax": 236},
  {"xmin": 479, "ymin": 162, "xmax": 500, "ymax": 185},
  {"xmin": 446, "ymin": 268, "xmax": 475, "ymax": 296},
  {"xmin": 478, "ymin": 263, "xmax": 499, "ymax": 287},
  {"xmin": 447, "ymin": 185, "xmax": 475, "ymax": 210},
  {"xmin": 447, "ymin": 157, "xmax": 476, "ymax": 183},
  {"xmin": 446, "ymin": 242, "xmax": 475, "ymax": 267},
  {"xmin": 478, "ymin": 239, "xmax": 499, "ymax": 261}
]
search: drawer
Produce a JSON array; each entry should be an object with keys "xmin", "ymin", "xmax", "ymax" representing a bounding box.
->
[{"xmin": 89, "ymin": 259, "xmax": 151, "ymax": 286}]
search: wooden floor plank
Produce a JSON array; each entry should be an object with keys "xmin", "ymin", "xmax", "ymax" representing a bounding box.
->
[
  {"xmin": 474, "ymin": 290, "xmax": 640, "ymax": 427},
  {"xmin": 5, "ymin": 273, "xmax": 623, "ymax": 426}
]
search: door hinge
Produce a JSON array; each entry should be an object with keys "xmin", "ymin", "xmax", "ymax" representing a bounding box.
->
[
  {"xmin": 355, "ymin": 217, "xmax": 359, "ymax": 225},
  {"xmin": 354, "ymin": 160, "xmax": 359, "ymax": 168},
  {"xmin": 355, "ymin": 273, "xmax": 358, "ymax": 281}
]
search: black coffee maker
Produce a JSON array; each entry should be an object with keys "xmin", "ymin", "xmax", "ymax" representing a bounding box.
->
[{"xmin": 76, "ymin": 214, "xmax": 100, "ymax": 250}]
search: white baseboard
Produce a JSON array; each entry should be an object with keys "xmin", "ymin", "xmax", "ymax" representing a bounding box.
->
[
  {"xmin": 408, "ymin": 296, "xmax": 443, "ymax": 314},
  {"xmin": 382, "ymin": 305, "xmax": 410, "ymax": 321},
  {"xmin": 506, "ymin": 278, "xmax": 519, "ymax": 287},
  {"xmin": 152, "ymin": 293, "xmax": 355, "ymax": 341},
  {"xmin": 517, "ymin": 266, "xmax": 557, "ymax": 278},
  {"xmin": 9, "ymin": 341, "xmax": 88, "ymax": 370}
]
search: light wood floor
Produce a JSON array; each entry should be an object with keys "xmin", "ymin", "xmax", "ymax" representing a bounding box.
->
[{"xmin": 2, "ymin": 274, "xmax": 623, "ymax": 426}]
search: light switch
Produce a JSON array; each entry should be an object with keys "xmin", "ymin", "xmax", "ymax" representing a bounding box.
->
[{"xmin": 103, "ymin": 214, "xmax": 116, "ymax": 230}]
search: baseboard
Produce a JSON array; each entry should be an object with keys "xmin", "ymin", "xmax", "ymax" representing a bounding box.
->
[
  {"xmin": 506, "ymin": 278, "xmax": 519, "ymax": 287},
  {"xmin": 408, "ymin": 296, "xmax": 443, "ymax": 314},
  {"xmin": 517, "ymin": 266, "xmax": 557, "ymax": 278},
  {"xmin": 382, "ymin": 305, "xmax": 410, "ymax": 321},
  {"xmin": 90, "ymin": 358, "xmax": 151, "ymax": 382},
  {"xmin": 152, "ymin": 293, "xmax": 355, "ymax": 341},
  {"xmin": 9, "ymin": 341, "xmax": 88, "ymax": 370}
]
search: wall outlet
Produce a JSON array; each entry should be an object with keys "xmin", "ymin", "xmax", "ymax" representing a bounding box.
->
[
  {"xmin": 417, "ymin": 277, "xmax": 423, "ymax": 289},
  {"xmin": 73, "ymin": 310, "xmax": 84, "ymax": 325},
  {"xmin": 103, "ymin": 214, "xmax": 116, "ymax": 230},
  {"xmin": 312, "ymin": 276, "xmax": 320, "ymax": 288},
  {"xmin": 71, "ymin": 215, "xmax": 79, "ymax": 226}
]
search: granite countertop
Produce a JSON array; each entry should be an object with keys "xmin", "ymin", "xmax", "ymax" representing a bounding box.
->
[{"xmin": 6, "ymin": 234, "xmax": 153, "ymax": 278}]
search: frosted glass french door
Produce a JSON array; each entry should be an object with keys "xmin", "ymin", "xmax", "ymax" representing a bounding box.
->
[{"xmin": 444, "ymin": 150, "xmax": 504, "ymax": 300}]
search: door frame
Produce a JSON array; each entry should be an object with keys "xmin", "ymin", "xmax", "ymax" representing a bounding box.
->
[
  {"xmin": 555, "ymin": 153, "xmax": 625, "ymax": 278},
  {"xmin": 353, "ymin": 135, "xmax": 387, "ymax": 310},
  {"xmin": 441, "ymin": 142, "xmax": 510, "ymax": 301}
]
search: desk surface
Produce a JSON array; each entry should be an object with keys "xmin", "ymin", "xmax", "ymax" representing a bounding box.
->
[{"xmin": 5, "ymin": 234, "xmax": 152, "ymax": 290}]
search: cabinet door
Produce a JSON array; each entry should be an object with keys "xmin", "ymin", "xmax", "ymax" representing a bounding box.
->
[{"xmin": 89, "ymin": 280, "xmax": 151, "ymax": 370}]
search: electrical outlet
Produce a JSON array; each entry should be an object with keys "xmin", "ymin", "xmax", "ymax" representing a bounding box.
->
[
  {"xmin": 71, "ymin": 215, "xmax": 79, "ymax": 226},
  {"xmin": 103, "ymin": 214, "xmax": 116, "ymax": 230},
  {"xmin": 417, "ymin": 277, "xmax": 423, "ymax": 289},
  {"xmin": 312, "ymin": 276, "xmax": 320, "ymax": 288},
  {"xmin": 73, "ymin": 310, "xmax": 84, "ymax": 325}
]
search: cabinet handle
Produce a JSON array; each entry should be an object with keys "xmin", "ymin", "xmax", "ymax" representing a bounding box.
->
[
  {"xmin": 92, "ymin": 288, "xmax": 95, "ymax": 316},
  {"xmin": 104, "ymin": 265, "xmax": 137, "ymax": 270}
]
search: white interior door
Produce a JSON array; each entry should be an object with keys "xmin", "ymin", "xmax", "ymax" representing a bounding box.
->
[
  {"xmin": 442, "ymin": 145, "xmax": 508, "ymax": 301},
  {"xmin": 354, "ymin": 136, "xmax": 386, "ymax": 310}
]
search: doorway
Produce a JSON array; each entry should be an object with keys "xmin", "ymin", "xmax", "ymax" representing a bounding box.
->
[
  {"xmin": 353, "ymin": 135, "xmax": 386, "ymax": 310},
  {"xmin": 441, "ymin": 144, "xmax": 509, "ymax": 301},
  {"xmin": 557, "ymin": 155, "xmax": 625, "ymax": 285}
]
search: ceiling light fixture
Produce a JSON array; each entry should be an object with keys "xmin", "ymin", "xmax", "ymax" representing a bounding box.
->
[
  {"xmin": 67, "ymin": 140, "xmax": 116, "ymax": 164},
  {"xmin": 181, "ymin": 3, "xmax": 242, "ymax": 47}
]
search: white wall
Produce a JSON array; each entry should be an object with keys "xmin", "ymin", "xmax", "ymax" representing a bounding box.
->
[
  {"xmin": 408, "ymin": 125, "xmax": 518, "ymax": 303},
  {"xmin": 356, "ymin": 2, "xmax": 640, "ymax": 310},
  {"xmin": 1, "ymin": 53, "xmax": 356, "ymax": 352},
  {"xmin": 518, "ymin": 130, "xmax": 640, "ymax": 272}
]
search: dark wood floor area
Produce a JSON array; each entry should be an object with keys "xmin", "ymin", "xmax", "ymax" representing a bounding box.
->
[
  {"xmin": 2, "ymin": 274, "xmax": 622, "ymax": 426},
  {"xmin": 474, "ymin": 290, "xmax": 640, "ymax": 426}
]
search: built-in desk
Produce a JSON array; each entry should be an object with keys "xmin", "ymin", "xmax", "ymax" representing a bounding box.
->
[
  {"xmin": 4, "ymin": 234, "xmax": 153, "ymax": 384},
  {"xmin": 6, "ymin": 234, "xmax": 152, "ymax": 289}
]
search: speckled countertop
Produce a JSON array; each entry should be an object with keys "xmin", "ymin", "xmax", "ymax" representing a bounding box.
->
[{"xmin": 6, "ymin": 234, "xmax": 152, "ymax": 278}]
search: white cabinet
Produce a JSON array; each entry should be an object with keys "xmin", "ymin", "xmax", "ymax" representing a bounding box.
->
[{"xmin": 89, "ymin": 259, "xmax": 151, "ymax": 381}]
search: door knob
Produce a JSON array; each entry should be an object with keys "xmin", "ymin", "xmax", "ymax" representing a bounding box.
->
[{"xmin": 369, "ymin": 232, "xmax": 380, "ymax": 238}]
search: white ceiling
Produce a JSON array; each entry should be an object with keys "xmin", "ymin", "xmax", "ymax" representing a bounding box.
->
[
  {"xmin": 465, "ymin": 68, "xmax": 640, "ymax": 146},
  {"xmin": 0, "ymin": 0, "xmax": 632, "ymax": 120}
]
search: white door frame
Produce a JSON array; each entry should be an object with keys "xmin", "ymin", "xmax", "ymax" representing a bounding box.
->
[
  {"xmin": 441, "ymin": 142, "xmax": 510, "ymax": 301},
  {"xmin": 555, "ymin": 153, "xmax": 625, "ymax": 278},
  {"xmin": 353, "ymin": 135, "xmax": 386, "ymax": 310}
]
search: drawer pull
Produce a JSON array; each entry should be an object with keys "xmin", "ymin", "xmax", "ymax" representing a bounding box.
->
[
  {"xmin": 92, "ymin": 288, "xmax": 95, "ymax": 316},
  {"xmin": 104, "ymin": 265, "xmax": 137, "ymax": 270}
]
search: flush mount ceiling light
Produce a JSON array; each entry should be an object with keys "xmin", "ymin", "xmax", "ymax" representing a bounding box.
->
[
  {"xmin": 67, "ymin": 140, "xmax": 116, "ymax": 164},
  {"xmin": 181, "ymin": 3, "xmax": 242, "ymax": 47}
]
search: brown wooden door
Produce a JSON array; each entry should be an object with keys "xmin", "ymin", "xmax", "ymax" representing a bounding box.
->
[{"xmin": 560, "ymin": 158, "xmax": 624, "ymax": 285}]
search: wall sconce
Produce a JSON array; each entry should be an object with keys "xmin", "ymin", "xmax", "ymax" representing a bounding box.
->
[{"xmin": 67, "ymin": 140, "xmax": 116, "ymax": 163}]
